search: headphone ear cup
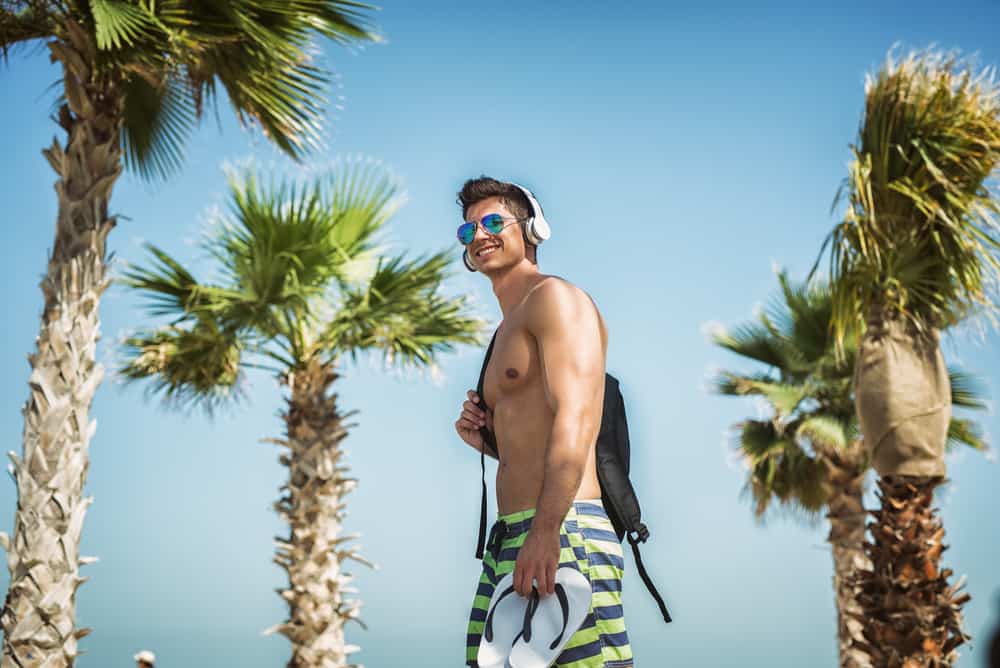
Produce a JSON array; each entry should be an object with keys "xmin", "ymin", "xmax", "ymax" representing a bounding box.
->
[
  {"xmin": 524, "ymin": 217, "xmax": 539, "ymax": 246},
  {"xmin": 509, "ymin": 183, "xmax": 550, "ymax": 246},
  {"xmin": 463, "ymin": 248, "xmax": 477, "ymax": 272}
]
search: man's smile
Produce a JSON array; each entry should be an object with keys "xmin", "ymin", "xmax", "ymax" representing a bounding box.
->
[{"xmin": 476, "ymin": 243, "xmax": 501, "ymax": 257}]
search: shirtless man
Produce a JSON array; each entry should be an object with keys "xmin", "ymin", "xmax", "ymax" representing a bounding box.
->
[{"xmin": 454, "ymin": 177, "xmax": 633, "ymax": 667}]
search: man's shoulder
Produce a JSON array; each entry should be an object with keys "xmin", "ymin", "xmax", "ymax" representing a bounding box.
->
[
  {"xmin": 524, "ymin": 276, "xmax": 601, "ymax": 328},
  {"xmin": 528, "ymin": 275, "xmax": 588, "ymax": 304}
]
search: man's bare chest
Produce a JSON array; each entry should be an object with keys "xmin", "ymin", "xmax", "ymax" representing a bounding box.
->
[{"xmin": 481, "ymin": 325, "xmax": 541, "ymax": 412}]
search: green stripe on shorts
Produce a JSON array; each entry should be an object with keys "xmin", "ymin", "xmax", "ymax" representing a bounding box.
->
[{"xmin": 465, "ymin": 500, "xmax": 633, "ymax": 668}]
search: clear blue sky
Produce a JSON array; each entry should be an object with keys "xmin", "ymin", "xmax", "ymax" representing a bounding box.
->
[{"xmin": 2, "ymin": 1, "xmax": 1000, "ymax": 666}]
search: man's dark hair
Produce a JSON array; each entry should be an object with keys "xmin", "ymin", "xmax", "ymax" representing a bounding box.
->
[{"xmin": 457, "ymin": 176, "xmax": 538, "ymax": 263}]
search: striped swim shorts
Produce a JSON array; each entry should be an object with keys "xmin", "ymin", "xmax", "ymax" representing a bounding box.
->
[{"xmin": 465, "ymin": 499, "xmax": 633, "ymax": 667}]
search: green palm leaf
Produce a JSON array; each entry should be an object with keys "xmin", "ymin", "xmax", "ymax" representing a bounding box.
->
[
  {"xmin": 323, "ymin": 250, "xmax": 485, "ymax": 366},
  {"xmin": 121, "ymin": 243, "xmax": 210, "ymax": 320},
  {"xmin": 716, "ymin": 266, "xmax": 991, "ymax": 524},
  {"xmin": 90, "ymin": 0, "xmax": 158, "ymax": 50},
  {"xmin": 948, "ymin": 367, "xmax": 990, "ymax": 409},
  {"xmin": 773, "ymin": 270, "xmax": 835, "ymax": 364},
  {"xmin": 325, "ymin": 160, "xmax": 400, "ymax": 274},
  {"xmin": 120, "ymin": 320, "xmax": 244, "ymax": 413},
  {"xmin": 12, "ymin": 0, "xmax": 381, "ymax": 179},
  {"xmin": 796, "ymin": 415, "xmax": 849, "ymax": 452},
  {"xmin": 736, "ymin": 419, "xmax": 827, "ymax": 518},
  {"xmin": 711, "ymin": 322, "xmax": 789, "ymax": 370},
  {"xmin": 198, "ymin": 164, "xmax": 401, "ymax": 335},
  {"xmin": 714, "ymin": 372, "xmax": 806, "ymax": 418},
  {"xmin": 0, "ymin": 4, "xmax": 54, "ymax": 55},
  {"xmin": 738, "ymin": 419, "xmax": 787, "ymax": 459},
  {"xmin": 816, "ymin": 48, "xmax": 1000, "ymax": 342},
  {"xmin": 120, "ymin": 72, "xmax": 196, "ymax": 180},
  {"xmin": 946, "ymin": 418, "xmax": 988, "ymax": 452},
  {"xmin": 118, "ymin": 160, "xmax": 487, "ymax": 408}
]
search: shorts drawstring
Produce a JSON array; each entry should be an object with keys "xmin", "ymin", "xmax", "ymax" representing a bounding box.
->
[{"xmin": 485, "ymin": 519, "xmax": 508, "ymax": 564}]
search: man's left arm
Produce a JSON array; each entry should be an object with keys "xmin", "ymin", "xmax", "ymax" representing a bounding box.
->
[{"xmin": 513, "ymin": 280, "xmax": 604, "ymax": 598}]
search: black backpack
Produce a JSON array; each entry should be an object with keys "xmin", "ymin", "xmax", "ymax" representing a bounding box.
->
[{"xmin": 473, "ymin": 327, "xmax": 672, "ymax": 623}]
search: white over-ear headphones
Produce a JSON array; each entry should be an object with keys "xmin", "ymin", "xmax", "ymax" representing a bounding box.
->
[{"xmin": 463, "ymin": 182, "xmax": 551, "ymax": 272}]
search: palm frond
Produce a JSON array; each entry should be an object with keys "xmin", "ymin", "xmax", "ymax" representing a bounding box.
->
[
  {"xmin": 711, "ymin": 322, "xmax": 789, "ymax": 370},
  {"xmin": 120, "ymin": 71, "xmax": 195, "ymax": 181},
  {"xmin": 120, "ymin": 156, "xmax": 484, "ymax": 409},
  {"xmin": 819, "ymin": 47, "xmax": 1000, "ymax": 342},
  {"xmin": 118, "ymin": 320, "xmax": 245, "ymax": 415},
  {"xmin": 759, "ymin": 450, "xmax": 827, "ymax": 515},
  {"xmin": 715, "ymin": 273, "xmax": 859, "ymax": 522},
  {"xmin": 214, "ymin": 170, "xmax": 339, "ymax": 308},
  {"xmin": 120, "ymin": 243, "xmax": 208, "ymax": 320},
  {"xmin": 67, "ymin": 0, "xmax": 380, "ymax": 174},
  {"xmin": 736, "ymin": 420, "xmax": 828, "ymax": 518},
  {"xmin": 203, "ymin": 162, "xmax": 401, "ymax": 336},
  {"xmin": 1, "ymin": 3, "xmax": 53, "ymax": 57},
  {"xmin": 324, "ymin": 159, "xmax": 401, "ymax": 279},
  {"xmin": 714, "ymin": 372, "xmax": 806, "ymax": 418},
  {"xmin": 322, "ymin": 249, "xmax": 487, "ymax": 366},
  {"xmin": 774, "ymin": 270, "xmax": 837, "ymax": 364},
  {"xmin": 948, "ymin": 367, "xmax": 990, "ymax": 410},
  {"xmin": 301, "ymin": 0, "xmax": 381, "ymax": 44},
  {"xmin": 90, "ymin": 0, "xmax": 159, "ymax": 50},
  {"xmin": 796, "ymin": 414, "xmax": 849, "ymax": 453},
  {"xmin": 713, "ymin": 370, "xmax": 774, "ymax": 397},
  {"xmin": 946, "ymin": 417, "xmax": 988, "ymax": 453},
  {"xmin": 179, "ymin": 0, "xmax": 381, "ymax": 160},
  {"xmin": 738, "ymin": 420, "xmax": 787, "ymax": 459}
]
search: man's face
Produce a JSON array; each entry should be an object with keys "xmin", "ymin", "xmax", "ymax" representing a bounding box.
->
[{"xmin": 464, "ymin": 196, "xmax": 531, "ymax": 272}]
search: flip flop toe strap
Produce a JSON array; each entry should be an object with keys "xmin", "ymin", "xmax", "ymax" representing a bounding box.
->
[
  {"xmin": 548, "ymin": 584, "xmax": 570, "ymax": 650},
  {"xmin": 514, "ymin": 584, "xmax": 572, "ymax": 652},
  {"xmin": 484, "ymin": 585, "xmax": 517, "ymax": 643},
  {"xmin": 521, "ymin": 588, "xmax": 541, "ymax": 642}
]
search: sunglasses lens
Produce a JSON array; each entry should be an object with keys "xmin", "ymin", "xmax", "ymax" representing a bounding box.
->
[
  {"xmin": 482, "ymin": 213, "xmax": 505, "ymax": 234},
  {"xmin": 457, "ymin": 222, "xmax": 476, "ymax": 245}
]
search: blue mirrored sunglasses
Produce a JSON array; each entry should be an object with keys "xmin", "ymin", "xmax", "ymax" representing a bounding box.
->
[{"xmin": 457, "ymin": 213, "xmax": 525, "ymax": 245}]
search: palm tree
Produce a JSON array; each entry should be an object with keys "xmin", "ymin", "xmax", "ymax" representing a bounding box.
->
[
  {"xmin": 118, "ymin": 162, "xmax": 485, "ymax": 667},
  {"xmin": 813, "ymin": 48, "xmax": 1000, "ymax": 666},
  {"xmin": 712, "ymin": 270, "xmax": 988, "ymax": 668},
  {"xmin": 0, "ymin": 2, "xmax": 378, "ymax": 664}
]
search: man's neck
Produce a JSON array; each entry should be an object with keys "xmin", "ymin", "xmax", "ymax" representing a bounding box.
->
[{"xmin": 488, "ymin": 262, "xmax": 545, "ymax": 320}]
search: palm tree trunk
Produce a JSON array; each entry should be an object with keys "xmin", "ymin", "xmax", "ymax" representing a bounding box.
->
[
  {"xmin": 0, "ymin": 27, "xmax": 122, "ymax": 668},
  {"xmin": 852, "ymin": 317, "xmax": 970, "ymax": 666},
  {"xmin": 265, "ymin": 358, "xmax": 372, "ymax": 668},
  {"xmin": 823, "ymin": 445, "xmax": 872, "ymax": 668},
  {"xmin": 853, "ymin": 475, "xmax": 971, "ymax": 667}
]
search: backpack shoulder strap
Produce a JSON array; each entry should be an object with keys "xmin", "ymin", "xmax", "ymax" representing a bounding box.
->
[
  {"xmin": 476, "ymin": 329, "xmax": 499, "ymax": 457},
  {"xmin": 628, "ymin": 534, "xmax": 673, "ymax": 623},
  {"xmin": 475, "ymin": 327, "xmax": 500, "ymax": 560}
]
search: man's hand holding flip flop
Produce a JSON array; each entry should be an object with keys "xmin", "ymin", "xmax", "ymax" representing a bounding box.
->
[{"xmin": 514, "ymin": 524, "xmax": 560, "ymax": 598}]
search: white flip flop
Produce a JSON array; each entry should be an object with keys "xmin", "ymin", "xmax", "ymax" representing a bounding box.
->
[
  {"xmin": 508, "ymin": 566, "xmax": 592, "ymax": 668},
  {"xmin": 478, "ymin": 572, "xmax": 528, "ymax": 668}
]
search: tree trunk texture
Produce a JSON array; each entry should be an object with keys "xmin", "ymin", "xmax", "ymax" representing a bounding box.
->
[
  {"xmin": 265, "ymin": 358, "xmax": 372, "ymax": 668},
  {"xmin": 852, "ymin": 476, "xmax": 970, "ymax": 667},
  {"xmin": 822, "ymin": 445, "xmax": 872, "ymax": 668},
  {"xmin": 0, "ymin": 25, "xmax": 121, "ymax": 668}
]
